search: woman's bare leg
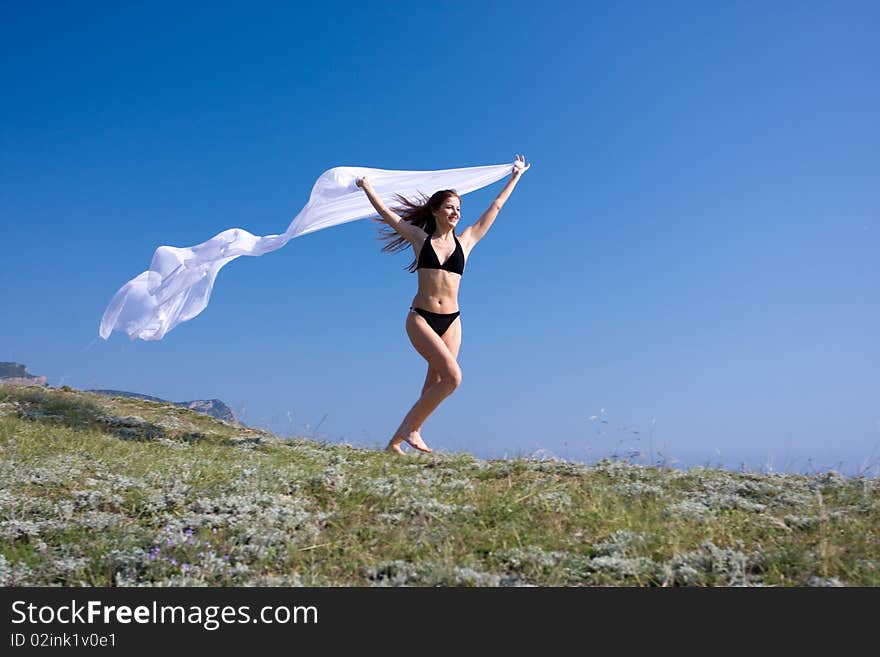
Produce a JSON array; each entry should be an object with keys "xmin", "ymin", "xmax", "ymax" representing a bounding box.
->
[
  {"xmin": 388, "ymin": 313, "xmax": 462, "ymax": 454},
  {"xmin": 419, "ymin": 317, "xmax": 461, "ymax": 395},
  {"xmin": 413, "ymin": 316, "xmax": 461, "ymax": 432}
]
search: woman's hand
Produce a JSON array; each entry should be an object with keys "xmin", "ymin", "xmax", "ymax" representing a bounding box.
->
[
  {"xmin": 356, "ymin": 176, "xmax": 368, "ymax": 189},
  {"xmin": 512, "ymin": 153, "xmax": 530, "ymax": 176}
]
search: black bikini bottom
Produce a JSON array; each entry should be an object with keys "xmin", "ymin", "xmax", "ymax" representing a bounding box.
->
[{"xmin": 410, "ymin": 307, "xmax": 460, "ymax": 337}]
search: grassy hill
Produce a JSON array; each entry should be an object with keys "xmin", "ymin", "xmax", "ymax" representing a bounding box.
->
[{"xmin": 1, "ymin": 385, "xmax": 877, "ymax": 586}]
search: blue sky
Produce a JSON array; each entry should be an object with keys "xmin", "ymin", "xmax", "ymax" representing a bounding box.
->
[{"xmin": 2, "ymin": 1, "xmax": 878, "ymax": 475}]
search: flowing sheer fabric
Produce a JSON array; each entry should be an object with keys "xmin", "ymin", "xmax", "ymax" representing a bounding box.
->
[{"xmin": 99, "ymin": 162, "xmax": 514, "ymax": 341}]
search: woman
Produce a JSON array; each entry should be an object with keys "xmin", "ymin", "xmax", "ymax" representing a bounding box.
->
[{"xmin": 356, "ymin": 154, "xmax": 530, "ymax": 454}]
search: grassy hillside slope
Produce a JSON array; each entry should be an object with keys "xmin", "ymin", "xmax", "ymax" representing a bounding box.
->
[{"xmin": 1, "ymin": 386, "xmax": 877, "ymax": 586}]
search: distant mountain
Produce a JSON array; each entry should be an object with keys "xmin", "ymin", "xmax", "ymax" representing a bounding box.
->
[
  {"xmin": 0, "ymin": 363, "xmax": 29, "ymax": 378},
  {"xmin": 1, "ymin": 362, "xmax": 237, "ymax": 424},
  {"xmin": 179, "ymin": 399, "xmax": 237, "ymax": 424},
  {"xmin": 0, "ymin": 362, "xmax": 47, "ymax": 387},
  {"xmin": 87, "ymin": 389, "xmax": 237, "ymax": 423},
  {"xmin": 86, "ymin": 390, "xmax": 166, "ymax": 403}
]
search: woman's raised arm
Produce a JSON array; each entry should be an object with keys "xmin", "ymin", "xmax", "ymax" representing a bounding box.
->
[
  {"xmin": 461, "ymin": 154, "xmax": 530, "ymax": 248},
  {"xmin": 357, "ymin": 177, "xmax": 423, "ymax": 244}
]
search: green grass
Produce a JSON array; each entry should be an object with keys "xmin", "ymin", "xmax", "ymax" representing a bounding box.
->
[{"xmin": 1, "ymin": 385, "xmax": 877, "ymax": 586}]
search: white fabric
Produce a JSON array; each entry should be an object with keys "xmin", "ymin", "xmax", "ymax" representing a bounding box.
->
[{"xmin": 99, "ymin": 162, "xmax": 515, "ymax": 340}]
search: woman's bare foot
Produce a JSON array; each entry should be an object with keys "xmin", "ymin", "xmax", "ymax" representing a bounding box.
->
[
  {"xmin": 386, "ymin": 441, "xmax": 406, "ymax": 455},
  {"xmin": 385, "ymin": 431, "xmax": 432, "ymax": 455},
  {"xmin": 404, "ymin": 430, "xmax": 432, "ymax": 453}
]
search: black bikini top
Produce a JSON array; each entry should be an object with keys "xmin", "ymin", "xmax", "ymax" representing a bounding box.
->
[{"xmin": 416, "ymin": 234, "xmax": 465, "ymax": 275}]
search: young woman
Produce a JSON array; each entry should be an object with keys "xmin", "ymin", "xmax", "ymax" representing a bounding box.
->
[{"xmin": 356, "ymin": 154, "xmax": 530, "ymax": 454}]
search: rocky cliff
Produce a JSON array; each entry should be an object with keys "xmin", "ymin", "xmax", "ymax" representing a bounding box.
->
[{"xmin": 0, "ymin": 362, "xmax": 47, "ymax": 387}]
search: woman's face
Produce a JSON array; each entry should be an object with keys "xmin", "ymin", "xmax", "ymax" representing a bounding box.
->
[{"xmin": 432, "ymin": 196, "xmax": 461, "ymax": 231}]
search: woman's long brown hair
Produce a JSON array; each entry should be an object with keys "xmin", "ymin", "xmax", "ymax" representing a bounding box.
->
[{"xmin": 376, "ymin": 189, "xmax": 461, "ymax": 272}]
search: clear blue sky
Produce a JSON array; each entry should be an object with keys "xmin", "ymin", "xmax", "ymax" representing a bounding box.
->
[{"xmin": 2, "ymin": 1, "xmax": 878, "ymax": 475}]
